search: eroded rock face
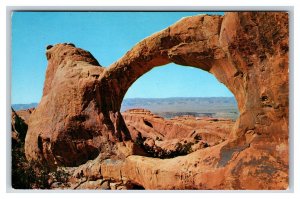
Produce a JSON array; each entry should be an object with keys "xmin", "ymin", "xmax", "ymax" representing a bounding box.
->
[
  {"xmin": 25, "ymin": 43, "xmax": 132, "ymax": 166},
  {"xmin": 12, "ymin": 108, "xmax": 28, "ymax": 146},
  {"xmin": 122, "ymin": 108, "xmax": 233, "ymax": 155},
  {"xmin": 25, "ymin": 12, "xmax": 289, "ymax": 189}
]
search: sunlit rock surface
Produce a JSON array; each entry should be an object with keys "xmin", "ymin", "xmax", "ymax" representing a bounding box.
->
[{"xmin": 24, "ymin": 12, "xmax": 289, "ymax": 189}]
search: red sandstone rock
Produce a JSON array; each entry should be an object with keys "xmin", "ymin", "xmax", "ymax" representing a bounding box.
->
[
  {"xmin": 122, "ymin": 108, "xmax": 233, "ymax": 151},
  {"xmin": 12, "ymin": 108, "xmax": 28, "ymax": 145},
  {"xmin": 25, "ymin": 43, "xmax": 131, "ymax": 166},
  {"xmin": 24, "ymin": 12, "xmax": 289, "ymax": 189},
  {"xmin": 16, "ymin": 108, "xmax": 34, "ymax": 124}
]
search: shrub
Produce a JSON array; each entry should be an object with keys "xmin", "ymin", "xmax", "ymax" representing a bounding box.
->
[
  {"xmin": 133, "ymin": 132, "xmax": 194, "ymax": 159},
  {"xmin": 12, "ymin": 146, "xmax": 70, "ymax": 189},
  {"xmin": 194, "ymin": 134, "xmax": 202, "ymax": 141},
  {"xmin": 11, "ymin": 108, "xmax": 70, "ymax": 189}
]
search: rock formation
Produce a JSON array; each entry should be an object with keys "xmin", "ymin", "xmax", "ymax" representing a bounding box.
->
[
  {"xmin": 24, "ymin": 12, "xmax": 289, "ymax": 189},
  {"xmin": 15, "ymin": 108, "xmax": 34, "ymax": 124},
  {"xmin": 123, "ymin": 108, "xmax": 234, "ymax": 155},
  {"xmin": 12, "ymin": 108, "xmax": 28, "ymax": 146},
  {"xmin": 25, "ymin": 43, "xmax": 132, "ymax": 166}
]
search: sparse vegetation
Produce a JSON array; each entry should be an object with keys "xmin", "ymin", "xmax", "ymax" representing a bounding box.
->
[
  {"xmin": 134, "ymin": 132, "xmax": 194, "ymax": 159},
  {"xmin": 12, "ymin": 108, "xmax": 70, "ymax": 189},
  {"xmin": 194, "ymin": 134, "xmax": 202, "ymax": 141},
  {"xmin": 12, "ymin": 139, "xmax": 70, "ymax": 189}
]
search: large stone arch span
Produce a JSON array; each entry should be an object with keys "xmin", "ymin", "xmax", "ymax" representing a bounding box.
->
[
  {"xmin": 100, "ymin": 15, "xmax": 232, "ymax": 110},
  {"xmin": 25, "ymin": 12, "xmax": 288, "ymax": 189},
  {"xmin": 100, "ymin": 14, "xmax": 246, "ymax": 113}
]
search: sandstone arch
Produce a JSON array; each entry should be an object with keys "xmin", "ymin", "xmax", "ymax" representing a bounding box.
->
[{"xmin": 24, "ymin": 12, "xmax": 289, "ymax": 189}]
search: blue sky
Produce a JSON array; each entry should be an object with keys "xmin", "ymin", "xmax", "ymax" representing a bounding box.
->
[{"xmin": 11, "ymin": 11, "xmax": 232, "ymax": 104}]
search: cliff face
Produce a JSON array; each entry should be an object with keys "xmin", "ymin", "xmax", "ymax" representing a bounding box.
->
[{"xmin": 24, "ymin": 12, "xmax": 289, "ymax": 189}]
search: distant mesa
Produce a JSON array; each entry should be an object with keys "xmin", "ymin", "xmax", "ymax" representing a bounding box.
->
[
  {"xmin": 12, "ymin": 103, "xmax": 37, "ymax": 111},
  {"xmin": 121, "ymin": 97, "xmax": 238, "ymax": 119}
]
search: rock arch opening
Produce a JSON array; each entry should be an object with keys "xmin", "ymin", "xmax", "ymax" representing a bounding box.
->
[
  {"xmin": 120, "ymin": 63, "xmax": 239, "ymax": 159},
  {"xmin": 121, "ymin": 63, "xmax": 239, "ymax": 119}
]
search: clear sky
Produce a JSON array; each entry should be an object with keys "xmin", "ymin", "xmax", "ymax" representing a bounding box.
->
[{"xmin": 11, "ymin": 11, "xmax": 232, "ymax": 104}]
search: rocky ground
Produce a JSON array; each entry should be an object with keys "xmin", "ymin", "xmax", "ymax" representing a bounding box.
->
[
  {"xmin": 12, "ymin": 108, "xmax": 234, "ymax": 190},
  {"xmin": 123, "ymin": 109, "xmax": 234, "ymax": 158}
]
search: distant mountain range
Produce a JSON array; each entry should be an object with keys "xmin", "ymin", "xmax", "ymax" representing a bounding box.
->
[
  {"xmin": 12, "ymin": 103, "xmax": 38, "ymax": 111},
  {"xmin": 12, "ymin": 97, "xmax": 239, "ymax": 119},
  {"xmin": 121, "ymin": 97, "xmax": 239, "ymax": 119}
]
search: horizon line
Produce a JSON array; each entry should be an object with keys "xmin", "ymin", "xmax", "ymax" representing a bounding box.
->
[
  {"xmin": 123, "ymin": 96, "xmax": 235, "ymax": 99},
  {"xmin": 12, "ymin": 96, "xmax": 236, "ymax": 105}
]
